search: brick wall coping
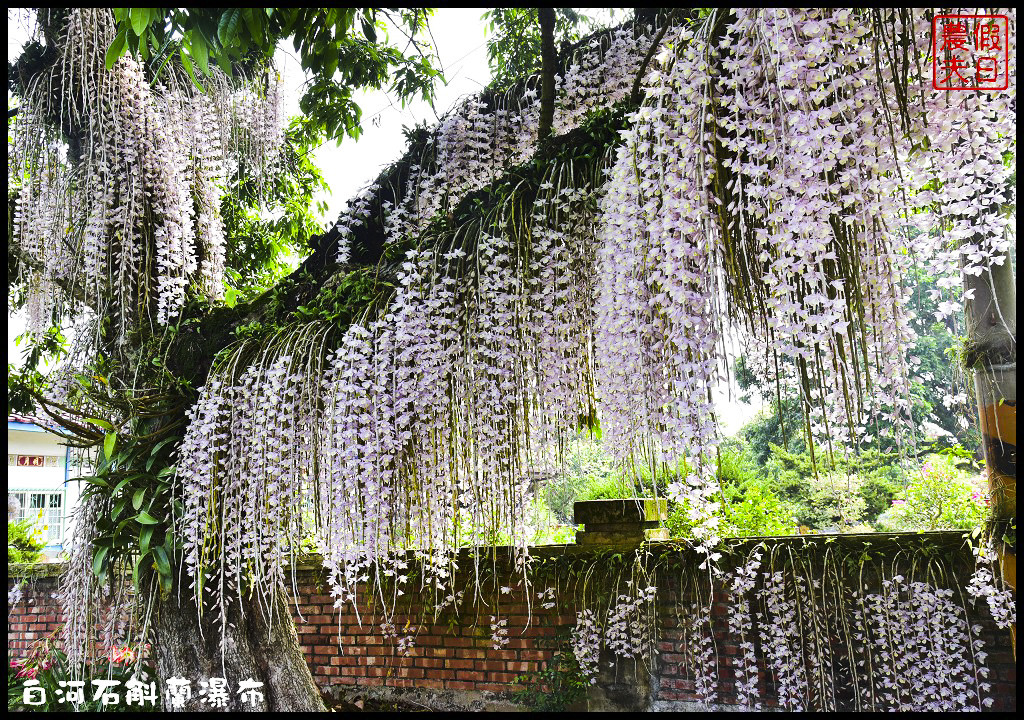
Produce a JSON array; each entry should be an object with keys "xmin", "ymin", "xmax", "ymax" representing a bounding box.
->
[{"xmin": 9, "ymin": 529, "xmax": 977, "ymax": 580}]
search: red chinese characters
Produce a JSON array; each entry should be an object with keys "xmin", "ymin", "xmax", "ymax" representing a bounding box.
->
[{"xmin": 933, "ymin": 15, "xmax": 1010, "ymax": 90}]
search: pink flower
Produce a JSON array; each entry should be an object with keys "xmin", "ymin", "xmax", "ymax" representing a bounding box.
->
[{"xmin": 107, "ymin": 645, "xmax": 136, "ymax": 664}]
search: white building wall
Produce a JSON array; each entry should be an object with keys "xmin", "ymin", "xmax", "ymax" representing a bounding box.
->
[{"xmin": 8, "ymin": 420, "xmax": 87, "ymax": 558}]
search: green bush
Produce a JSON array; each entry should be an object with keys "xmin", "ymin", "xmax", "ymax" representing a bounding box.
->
[
  {"xmin": 764, "ymin": 445, "xmax": 907, "ymax": 530},
  {"xmin": 513, "ymin": 651, "xmax": 586, "ymax": 711},
  {"xmin": 526, "ymin": 494, "xmax": 578, "ymax": 545},
  {"xmin": 720, "ymin": 479, "xmax": 796, "ymax": 537},
  {"xmin": 801, "ymin": 473, "xmax": 869, "ymax": 529},
  {"xmin": 875, "ymin": 454, "xmax": 988, "ymax": 531},
  {"xmin": 540, "ymin": 435, "xmax": 619, "ymax": 523},
  {"xmin": 8, "ymin": 517, "xmax": 47, "ymax": 565},
  {"xmin": 574, "ymin": 473, "xmax": 636, "ymax": 502},
  {"xmin": 666, "ymin": 446, "xmax": 795, "ymax": 538},
  {"xmin": 858, "ymin": 471, "xmax": 901, "ymax": 521}
]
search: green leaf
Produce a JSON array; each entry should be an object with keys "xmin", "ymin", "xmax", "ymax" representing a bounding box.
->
[
  {"xmin": 148, "ymin": 436, "xmax": 178, "ymax": 469},
  {"xmin": 140, "ymin": 525, "xmax": 155, "ymax": 556},
  {"xmin": 133, "ymin": 550, "xmax": 151, "ymax": 587},
  {"xmin": 104, "ymin": 432, "xmax": 117, "ymax": 460},
  {"xmin": 152, "ymin": 545, "xmax": 172, "ymax": 582},
  {"xmin": 241, "ymin": 8, "xmax": 263, "ymax": 42},
  {"xmin": 152, "ymin": 40, "xmax": 177, "ymax": 79},
  {"xmin": 132, "ymin": 488, "xmax": 147, "ymax": 511},
  {"xmin": 324, "ymin": 50, "xmax": 338, "ymax": 78},
  {"xmin": 82, "ymin": 476, "xmax": 110, "ymax": 488},
  {"xmin": 216, "ymin": 51, "xmax": 233, "ymax": 76},
  {"xmin": 86, "ymin": 417, "xmax": 114, "ymax": 431},
  {"xmin": 115, "ymin": 516, "xmax": 136, "ymax": 537},
  {"xmin": 179, "ymin": 47, "xmax": 205, "ymax": 91},
  {"xmin": 361, "ymin": 16, "xmax": 377, "ymax": 43},
  {"xmin": 129, "ymin": 8, "xmax": 151, "ymax": 37},
  {"xmin": 92, "ymin": 545, "xmax": 110, "ymax": 578},
  {"xmin": 105, "ymin": 26, "xmax": 128, "ymax": 69},
  {"xmin": 218, "ymin": 8, "xmax": 241, "ymax": 46},
  {"xmin": 113, "ymin": 473, "xmax": 146, "ymax": 494},
  {"xmin": 188, "ymin": 30, "xmax": 210, "ymax": 76},
  {"xmin": 136, "ymin": 510, "xmax": 160, "ymax": 525}
]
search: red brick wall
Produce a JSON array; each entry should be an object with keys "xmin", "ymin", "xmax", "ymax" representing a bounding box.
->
[
  {"xmin": 8, "ymin": 577, "xmax": 61, "ymax": 654},
  {"xmin": 287, "ymin": 567, "xmax": 577, "ymax": 695},
  {"xmin": 8, "ymin": 564, "xmax": 580, "ymax": 703},
  {"xmin": 8, "ymin": 542, "xmax": 1018, "ymax": 711}
]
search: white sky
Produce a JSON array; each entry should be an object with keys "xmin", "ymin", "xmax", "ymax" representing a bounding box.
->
[
  {"xmin": 296, "ymin": 8, "xmax": 496, "ymax": 222},
  {"xmin": 7, "ymin": 8, "xmax": 761, "ymax": 434}
]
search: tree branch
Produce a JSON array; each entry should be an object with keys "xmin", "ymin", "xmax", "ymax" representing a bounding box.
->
[
  {"xmin": 11, "ymin": 11, "xmax": 668, "ymax": 393},
  {"xmin": 537, "ymin": 8, "xmax": 556, "ymax": 141}
]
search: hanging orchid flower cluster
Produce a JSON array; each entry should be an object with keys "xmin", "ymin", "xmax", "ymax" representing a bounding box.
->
[
  {"xmin": 523, "ymin": 177, "xmax": 603, "ymax": 447},
  {"xmin": 10, "ymin": 127, "xmax": 85, "ymax": 341},
  {"xmin": 593, "ymin": 8, "xmax": 1015, "ymax": 554},
  {"xmin": 595, "ymin": 23, "xmax": 726, "ymax": 558},
  {"xmin": 172, "ymin": 8, "xmax": 1016, "ymax": 666},
  {"xmin": 419, "ymin": 25, "xmax": 651, "ymax": 224},
  {"xmin": 563, "ymin": 563, "xmax": 666, "ymax": 688},
  {"xmin": 59, "ymin": 492, "xmax": 149, "ymax": 669},
  {"xmin": 571, "ymin": 609, "xmax": 602, "ymax": 682},
  {"xmin": 333, "ymin": 183, "xmax": 380, "ymax": 265},
  {"xmin": 603, "ymin": 583, "xmax": 659, "ymax": 660},
  {"xmin": 714, "ymin": 9, "xmax": 915, "ymax": 453},
  {"xmin": 59, "ymin": 493, "xmax": 105, "ymax": 667},
  {"xmin": 965, "ymin": 542, "xmax": 1017, "ymax": 630},
  {"xmin": 10, "ymin": 9, "xmax": 285, "ymax": 338},
  {"xmin": 757, "ymin": 571, "xmax": 811, "ymax": 709},
  {"xmin": 560, "ymin": 541, "xmax": 1003, "ymax": 712},
  {"xmin": 175, "ymin": 331, "xmax": 325, "ymax": 635},
  {"xmin": 726, "ymin": 550, "xmax": 762, "ymax": 708},
  {"xmin": 651, "ymin": 543, "xmax": 1003, "ymax": 711},
  {"xmin": 853, "ymin": 577, "xmax": 992, "ymax": 711},
  {"xmin": 553, "ymin": 26, "xmax": 651, "ymax": 136},
  {"xmin": 687, "ymin": 602, "xmax": 720, "ymax": 704},
  {"xmin": 176, "ymin": 162, "xmax": 609, "ymax": 633},
  {"xmin": 332, "ymin": 24, "xmax": 655, "ymax": 252}
]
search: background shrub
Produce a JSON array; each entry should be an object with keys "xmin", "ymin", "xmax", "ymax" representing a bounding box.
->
[{"xmin": 8, "ymin": 517, "xmax": 47, "ymax": 565}]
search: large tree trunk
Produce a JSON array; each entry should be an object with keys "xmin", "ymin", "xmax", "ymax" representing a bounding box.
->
[
  {"xmin": 965, "ymin": 247, "xmax": 1016, "ymax": 652},
  {"xmin": 153, "ymin": 583, "xmax": 326, "ymax": 712}
]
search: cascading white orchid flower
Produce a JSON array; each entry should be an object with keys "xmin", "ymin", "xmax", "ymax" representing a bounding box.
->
[
  {"xmin": 10, "ymin": 8, "xmax": 285, "ymax": 339},
  {"xmin": 172, "ymin": 10, "xmax": 1015, "ymax": 682}
]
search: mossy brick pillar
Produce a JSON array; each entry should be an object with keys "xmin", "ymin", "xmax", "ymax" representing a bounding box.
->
[
  {"xmin": 965, "ymin": 244, "xmax": 1015, "ymax": 654},
  {"xmin": 573, "ymin": 499, "xmax": 668, "ymax": 711},
  {"xmin": 573, "ymin": 498, "xmax": 669, "ymax": 547}
]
